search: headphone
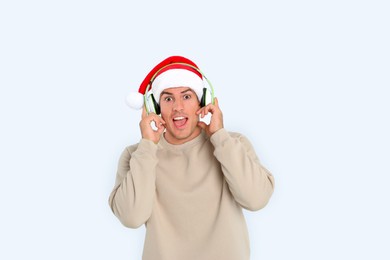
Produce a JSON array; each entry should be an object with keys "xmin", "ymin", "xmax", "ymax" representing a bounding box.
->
[{"xmin": 143, "ymin": 62, "xmax": 215, "ymax": 115}]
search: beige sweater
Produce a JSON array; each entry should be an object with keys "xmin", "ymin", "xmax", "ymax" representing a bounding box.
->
[{"xmin": 109, "ymin": 129, "xmax": 274, "ymax": 260}]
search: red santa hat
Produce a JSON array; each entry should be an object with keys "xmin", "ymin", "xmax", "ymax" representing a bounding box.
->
[{"xmin": 126, "ymin": 56, "xmax": 204, "ymax": 110}]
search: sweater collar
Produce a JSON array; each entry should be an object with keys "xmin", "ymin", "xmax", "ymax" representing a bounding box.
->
[{"xmin": 159, "ymin": 130, "xmax": 208, "ymax": 151}]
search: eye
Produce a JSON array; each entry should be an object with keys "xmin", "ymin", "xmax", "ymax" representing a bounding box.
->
[
  {"xmin": 164, "ymin": 96, "xmax": 173, "ymax": 102},
  {"xmin": 183, "ymin": 94, "xmax": 191, "ymax": 100}
]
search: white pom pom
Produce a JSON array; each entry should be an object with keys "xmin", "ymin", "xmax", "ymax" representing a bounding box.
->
[{"xmin": 125, "ymin": 92, "xmax": 144, "ymax": 109}]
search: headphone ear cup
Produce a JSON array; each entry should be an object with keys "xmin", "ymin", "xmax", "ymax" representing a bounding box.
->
[
  {"xmin": 150, "ymin": 94, "xmax": 161, "ymax": 115},
  {"xmin": 200, "ymin": 87, "xmax": 207, "ymax": 107}
]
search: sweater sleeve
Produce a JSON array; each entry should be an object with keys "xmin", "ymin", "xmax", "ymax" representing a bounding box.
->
[
  {"xmin": 210, "ymin": 129, "xmax": 275, "ymax": 211},
  {"xmin": 108, "ymin": 139, "xmax": 158, "ymax": 228}
]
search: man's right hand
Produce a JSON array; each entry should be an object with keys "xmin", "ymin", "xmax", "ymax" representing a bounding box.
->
[{"xmin": 139, "ymin": 107, "xmax": 166, "ymax": 144}]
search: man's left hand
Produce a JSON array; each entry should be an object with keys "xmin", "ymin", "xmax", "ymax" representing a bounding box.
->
[{"xmin": 196, "ymin": 97, "xmax": 224, "ymax": 137}]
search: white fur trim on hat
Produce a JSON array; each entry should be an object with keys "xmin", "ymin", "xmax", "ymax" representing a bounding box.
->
[
  {"xmin": 125, "ymin": 92, "xmax": 144, "ymax": 109},
  {"xmin": 152, "ymin": 69, "xmax": 204, "ymax": 103}
]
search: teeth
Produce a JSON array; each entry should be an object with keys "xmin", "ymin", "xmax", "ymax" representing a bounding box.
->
[{"xmin": 173, "ymin": 117, "xmax": 185, "ymax": 120}]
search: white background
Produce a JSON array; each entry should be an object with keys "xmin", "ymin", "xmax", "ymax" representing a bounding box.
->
[{"xmin": 1, "ymin": 0, "xmax": 389, "ymax": 259}]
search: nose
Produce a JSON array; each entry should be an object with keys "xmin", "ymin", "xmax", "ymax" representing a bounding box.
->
[{"xmin": 173, "ymin": 98, "xmax": 184, "ymax": 111}]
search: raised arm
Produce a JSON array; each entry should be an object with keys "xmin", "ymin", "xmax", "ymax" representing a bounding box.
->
[
  {"xmin": 108, "ymin": 140, "xmax": 158, "ymax": 228},
  {"xmin": 197, "ymin": 98, "xmax": 274, "ymax": 210},
  {"xmin": 211, "ymin": 129, "xmax": 275, "ymax": 211}
]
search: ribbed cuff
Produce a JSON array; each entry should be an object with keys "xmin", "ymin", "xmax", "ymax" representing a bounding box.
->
[
  {"xmin": 136, "ymin": 138, "xmax": 159, "ymax": 156},
  {"xmin": 210, "ymin": 128, "xmax": 230, "ymax": 147}
]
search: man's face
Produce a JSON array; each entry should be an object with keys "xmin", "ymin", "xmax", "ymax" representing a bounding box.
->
[{"xmin": 159, "ymin": 87, "xmax": 202, "ymax": 145}]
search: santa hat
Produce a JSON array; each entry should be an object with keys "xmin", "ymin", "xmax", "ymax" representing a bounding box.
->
[{"xmin": 126, "ymin": 56, "xmax": 204, "ymax": 110}]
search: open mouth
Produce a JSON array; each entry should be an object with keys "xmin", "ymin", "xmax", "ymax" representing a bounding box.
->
[{"xmin": 173, "ymin": 116, "xmax": 188, "ymax": 128}]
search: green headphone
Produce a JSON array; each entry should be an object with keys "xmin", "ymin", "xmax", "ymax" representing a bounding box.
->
[{"xmin": 143, "ymin": 62, "xmax": 215, "ymax": 115}]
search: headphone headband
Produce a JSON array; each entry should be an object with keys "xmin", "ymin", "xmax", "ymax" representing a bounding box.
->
[{"xmin": 143, "ymin": 62, "xmax": 215, "ymax": 114}]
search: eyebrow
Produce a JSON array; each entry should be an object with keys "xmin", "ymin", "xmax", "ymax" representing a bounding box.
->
[{"xmin": 160, "ymin": 88, "xmax": 195, "ymax": 96}]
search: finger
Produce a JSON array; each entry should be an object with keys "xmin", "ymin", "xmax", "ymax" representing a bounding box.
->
[
  {"xmin": 201, "ymin": 104, "xmax": 215, "ymax": 117},
  {"xmin": 156, "ymin": 119, "xmax": 166, "ymax": 130},
  {"xmin": 153, "ymin": 115, "xmax": 166, "ymax": 125},
  {"xmin": 142, "ymin": 112, "xmax": 164, "ymax": 127},
  {"xmin": 196, "ymin": 107, "xmax": 204, "ymax": 115},
  {"xmin": 148, "ymin": 115, "xmax": 166, "ymax": 130},
  {"xmin": 214, "ymin": 97, "xmax": 219, "ymax": 107},
  {"xmin": 196, "ymin": 107, "xmax": 206, "ymax": 118},
  {"xmin": 157, "ymin": 123, "xmax": 166, "ymax": 133},
  {"xmin": 201, "ymin": 107, "xmax": 208, "ymax": 118},
  {"xmin": 207, "ymin": 99, "xmax": 222, "ymax": 115},
  {"xmin": 155, "ymin": 115, "xmax": 166, "ymax": 130},
  {"xmin": 197, "ymin": 121, "xmax": 207, "ymax": 130}
]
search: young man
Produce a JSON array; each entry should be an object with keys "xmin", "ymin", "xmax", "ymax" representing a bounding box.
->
[{"xmin": 108, "ymin": 56, "xmax": 275, "ymax": 260}]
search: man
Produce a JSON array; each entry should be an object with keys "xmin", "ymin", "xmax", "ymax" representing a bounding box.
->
[{"xmin": 108, "ymin": 56, "xmax": 275, "ymax": 260}]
